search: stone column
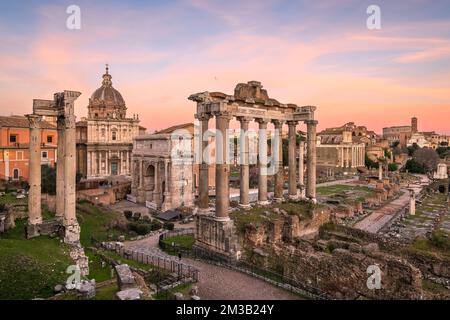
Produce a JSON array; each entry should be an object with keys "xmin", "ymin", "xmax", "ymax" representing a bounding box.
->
[
  {"xmin": 63, "ymin": 114, "xmax": 80, "ymax": 244},
  {"xmin": 378, "ymin": 164, "xmax": 383, "ymax": 181},
  {"xmin": 215, "ymin": 112, "xmax": 231, "ymax": 220},
  {"xmin": 56, "ymin": 116, "xmax": 65, "ymax": 219},
  {"xmin": 126, "ymin": 151, "xmax": 130, "ymax": 175},
  {"xmin": 137, "ymin": 159, "xmax": 145, "ymax": 203},
  {"xmin": 27, "ymin": 115, "xmax": 43, "ymax": 227},
  {"xmin": 299, "ymin": 140, "xmax": 305, "ymax": 198},
  {"xmin": 409, "ymin": 190, "xmax": 416, "ymax": 215},
  {"xmin": 306, "ymin": 120, "xmax": 318, "ymax": 202},
  {"xmin": 256, "ymin": 119, "xmax": 269, "ymax": 205},
  {"xmin": 198, "ymin": 115, "xmax": 211, "ymax": 213},
  {"xmin": 272, "ymin": 120, "xmax": 284, "ymax": 202},
  {"xmin": 238, "ymin": 117, "xmax": 251, "ymax": 208},
  {"xmin": 287, "ymin": 121, "xmax": 298, "ymax": 199}
]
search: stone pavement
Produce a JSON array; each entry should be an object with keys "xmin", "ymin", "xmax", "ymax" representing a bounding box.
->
[{"xmin": 124, "ymin": 233, "xmax": 300, "ymax": 300}]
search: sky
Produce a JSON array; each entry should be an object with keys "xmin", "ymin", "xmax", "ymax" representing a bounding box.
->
[{"xmin": 0, "ymin": 0, "xmax": 449, "ymax": 134}]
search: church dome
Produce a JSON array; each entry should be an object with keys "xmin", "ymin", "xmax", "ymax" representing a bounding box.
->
[{"xmin": 88, "ymin": 65, "xmax": 127, "ymax": 120}]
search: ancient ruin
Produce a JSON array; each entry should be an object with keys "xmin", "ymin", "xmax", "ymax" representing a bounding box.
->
[
  {"xmin": 26, "ymin": 91, "xmax": 88, "ymax": 274},
  {"xmin": 189, "ymin": 81, "xmax": 318, "ymax": 259}
]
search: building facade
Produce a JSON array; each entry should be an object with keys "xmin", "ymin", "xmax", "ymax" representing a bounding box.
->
[
  {"xmin": 130, "ymin": 124, "xmax": 195, "ymax": 211},
  {"xmin": 76, "ymin": 66, "xmax": 144, "ymax": 179},
  {"xmin": 0, "ymin": 116, "xmax": 57, "ymax": 181}
]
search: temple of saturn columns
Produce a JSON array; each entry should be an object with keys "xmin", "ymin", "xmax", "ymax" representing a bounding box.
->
[
  {"xmin": 189, "ymin": 81, "xmax": 318, "ymax": 258},
  {"xmin": 27, "ymin": 91, "xmax": 82, "ymax": 244}
]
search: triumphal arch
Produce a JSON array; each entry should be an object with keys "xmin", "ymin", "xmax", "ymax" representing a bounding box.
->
[
  {"xmin": 189, "ymin": 81, "xmax": 318, "ymax": 259},
  {"xmin": 27, "ymin": 90, "xmax": 82, "ymax": 244}
]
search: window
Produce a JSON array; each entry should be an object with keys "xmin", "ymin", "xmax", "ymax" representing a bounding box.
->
[
  {"xmin": 101, "ymin": 129, "xmax": 106, "ymax": 137},
  {"xmin": 13, "ymin": 169, "xmax": 19, "ymax": 180},
  {"xmin": 42, "ymin": 151, "xmax": 48, "ymax": 159},
  {"xmin": 47, "ymin": 136, "xmax": 53, "ymax": 143},
  {"xmin": 9, "ymin": 135, "xmax": 17, "ymax": 143},
  {"xmin": 112, "ymin": 131, "xmax": 117, "ymax": 141}
]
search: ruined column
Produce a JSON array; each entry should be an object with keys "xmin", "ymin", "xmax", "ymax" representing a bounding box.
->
[
  {"xmin": 197, "ymin": 115, "xmax": 211, "ymax": 213},
  {"xmin": 63, "ymin": 113, "xmax": 80, "ymax": 244},
  {"xmin": 215, "ymin": 112, "xmax": 231, "ymax": 220},
  {"xmin": 378, "ymin": 164, "xmax": 383, "ymax": 181},
  {"xmin": 306, "ymin": 120, "xmax": 318, "ymax": 202},
  {"xmin": 287, "ymin": 121, "xmax": 298, "ymax": 199},
  {"xmin": 409, "ymin": 190, "xmax": 416, "ymax": 215},
  {"xmin": 26, "ymin": 115, "xmax": 43, "ymax": 229},
  {"xmin": 56, "ymin": 116, "xmax": 65, "ymax": 219},
  {"xmin": 299, "ymin": 140, "xmax": 305, "ymax": 198},
  {"xmin": 256, "ymin": 119, "xmax": 269, "ymax": 205},
  {"xmin": 272, "ymin": 120, "xmax": 284, "ymax": 202},
  {"xmin": 238, "ymin": 117, "xmax": 251, "ymax": 208}
]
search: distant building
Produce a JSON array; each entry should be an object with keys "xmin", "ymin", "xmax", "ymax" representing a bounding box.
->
[
  {"xmin": 76, "ymin": 66, "xmax": 145, "ymax": 179},
  {"xmin": 130, "ymin": 123, "xmax": 196, "ymax": 211},
  {"xmin": 0, "ymin": 115, "xmax": 57, "ymax": 181},
  {"xmin": 383, "ymin": 117, "xmax": 418, "ymax": 147},
  {"xmin": 407, "ymin": 132, "xmax": 430, "ymax": 148},
  {"xmin": 317, "ymin": 123, "xmax": 366, "ymax": 175}
]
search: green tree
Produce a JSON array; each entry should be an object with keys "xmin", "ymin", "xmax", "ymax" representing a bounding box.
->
[
  {"xmin": 365, "ymin": 154, "xmax": 379, "ymax": 169},
  {"xmin": 407, "ymin": 143, "xmax": 419, "ymax": 156},
  {"xmin": 388, "ymin": 163, "xmax": 398, "ymax": 171},
  {"xmin": 404, "ymin": 159, "xmax": 426, "ymax": 174}
]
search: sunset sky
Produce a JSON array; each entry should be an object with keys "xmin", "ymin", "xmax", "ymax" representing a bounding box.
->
[{"xmin": 1, "ymin": 0, "xmax": 449, "ymax": 134}]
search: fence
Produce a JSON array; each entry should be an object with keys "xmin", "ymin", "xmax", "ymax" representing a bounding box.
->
[{"xmin": 92, "ymin": 237, "xmax": 199, "ymax": 283}]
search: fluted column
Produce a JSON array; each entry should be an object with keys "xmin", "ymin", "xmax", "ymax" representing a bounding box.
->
[
  {"xmin": 287, "ymin": 121, "xmax": 298, "ymax": 199},
  {"xmin": 63, "ymin": 114, "xmax": 80, "ymax": 244},
  {"xmin": 306, "ymin": 120, "xmax": 318, "ymax": 202},
  {"xmin": 197, "ymin": 115, "xmax": 211, "ymax": 213},
  {"xmin": 215, "ymin": 112, "xmax": 231, "ymax": 220},
  {"xmin": 299, "ymin": 140, "xmax": 305, "ymax": 198},
  {"xmin": 27, "ymin": 115, "xmax": 43, "ymax": 226},
  {"xmin": 256, "ymin": 119, "xmax": 269, "ymax": 205},
  {"xmin": 272, "ymin": 120, "xmax": 284, "ymax": 202},
  {"xmin": 238, "ymin": 117, "xmax": 251, "ymax": 208},
  {"xmin": 56, "ymin": 116, "xmax": 65, "ymax": 219}
]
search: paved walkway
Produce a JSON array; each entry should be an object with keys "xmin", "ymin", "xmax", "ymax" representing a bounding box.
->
[
  {"xmin": 124, "ymin": 234, "xmax": 300, "ymax": 300},
  {"xmin": 354, "ymin": 175, "xmax": 430, "ymax": 233}
]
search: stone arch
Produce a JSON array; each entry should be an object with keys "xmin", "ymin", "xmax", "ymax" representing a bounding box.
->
[{"xmin": 144, "ymin": 164, "xmax": 156, "ymax": 202}]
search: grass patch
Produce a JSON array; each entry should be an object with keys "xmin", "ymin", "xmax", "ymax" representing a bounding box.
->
[
  {"xmin": 0, "ymin": 219, "xmax": 72, "ymax": 300},
  {"xmin": 94, "ymin": 282, "xmax": 119, "ymax": 300},
  {"xmin": 153, "ymin": 283, "xmax": 192, "ymax": 300}
]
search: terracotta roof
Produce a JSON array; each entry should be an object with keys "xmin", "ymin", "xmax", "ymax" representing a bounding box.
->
[
  {"xmin": 0, "ymin": 115, "xmax": 56, "ymax": 129},
  {"xmin": 156, "ymin": 123, "xmax": 193, "ymax": 134}
]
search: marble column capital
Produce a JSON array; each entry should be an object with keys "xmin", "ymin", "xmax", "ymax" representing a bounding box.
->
[
  {"xmin": 26, "ymin": 114, "xmax": 43, "ymax": 129},
  {"xmin": 195, "ymin": 113, "xmax": 213, "ymax": 121},
  {"xmin": 255, "ymin": 118, "xmax": 269, "ymax": 128},
  {"xmin": 271, "ymin": 119, "xmax": 284, "ymax": 129},
  {"xmin": 286, "ymin": 120, "xmax": 298, "ymax": 127},
  {"xmin": 305, "ymin": 119, "xmax": 318, "ymax": 126},
  {"xmin": 236, "ymin": 116, "xmax": 253, "ymax": 124}
]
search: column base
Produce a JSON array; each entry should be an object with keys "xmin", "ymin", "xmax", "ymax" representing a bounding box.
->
[
  {"xmin": 213, "ymin": 215, "xmax": 231, "ymax": 222},
  {"xmin": 26, "ymin": 223, "xmax": 41, "ymax": 239},
  {"xmin": 308, "ymin": 197, "xmax": 317, "ymax": 204},
  {"xmin": 238, "ymin": 203, "xmax": 251, "ymax": 210},
  {"xmin": 288, "ymin": 194, "xmax": 299, "ymax": 200},
  {"xmin": 257, "ymin": 200, "xmax": 270, "ymax": 206},
  {"xmin": 273, "ymin": 197, "xmax": 284, "ymax": 203},
  {"xmin": 64, "ymin": 222, "xmax": 81, "ymax": 245}
]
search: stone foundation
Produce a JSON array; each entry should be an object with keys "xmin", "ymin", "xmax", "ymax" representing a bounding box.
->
[{"xmin": 194, "ymin": 215, "xmax": 241, "ymax": 261}]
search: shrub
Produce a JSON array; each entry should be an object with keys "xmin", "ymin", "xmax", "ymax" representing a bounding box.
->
[
  {"xmin": 151, "ymin": 220, "xmax": 163, "ymax": 231},
  {"xmin": 133, "ymin": 212, "xmax": 141, "ymax": 221},
  {"xmin": 124, "ymin": 211, "xmax": 133, "ymax": 220},
  {"xmin": 127, "ymin": 222, "xmax": 151, "ymax": 235},
  {"xmin": 164, "ymin": 222, "xmax": 175, "ymax": 231}
]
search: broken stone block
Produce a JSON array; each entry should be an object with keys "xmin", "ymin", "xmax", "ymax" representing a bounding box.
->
[
  {"xmin": 363, "ymin": 243, "xmax": 379, "ymax": 254},
  {"xmin": 54, "ymin": 284, "xmax": 64, "ymax": 293},
  {"xmin": 191, "ymin": 295, "xmax": 201, "ymax": 300},
  {"xmin": 116, "ymin": 288, "xmax": 143, "ymax": 300},
  {"xmin": 78, "ymin": 279, "xmax": 96, "ymax": 299},
  {"xmin": 189, "ymin": 285, "xmax": 199, "ymax": 297},
  {"xmin": 115, "ymin": 264, "xmax": 136, "ymax": 290},
  {"xmin": 174, "ymin": 292, "xmax": 184, "ymax": 300}
]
